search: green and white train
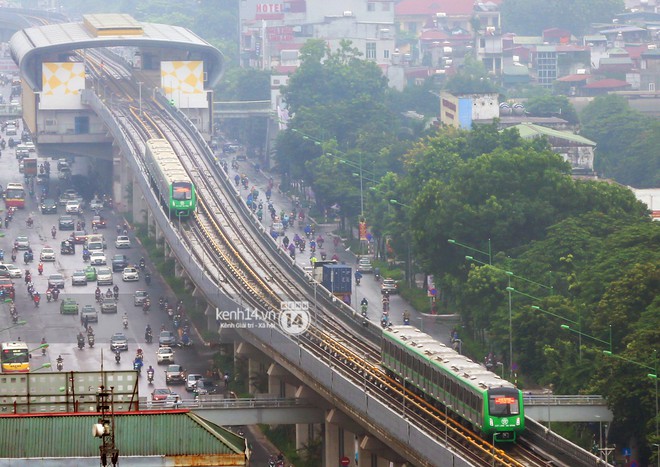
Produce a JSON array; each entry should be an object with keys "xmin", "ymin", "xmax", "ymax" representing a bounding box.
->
[
  {"xmin": 382, "ymin": 326, "xmax": 525, "ymax": 442},
  {"xmin": 144, "ymin": 139, "xmax": 196, "ymax": 218}
]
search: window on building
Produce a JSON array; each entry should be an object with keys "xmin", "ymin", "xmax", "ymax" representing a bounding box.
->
[
  {"xmin": 366, "ymin": 42, "xmax": 376, "ymax": 60},
  {"xmin": 384, "ymin": 49, "xmax": 390, "ymax": 59},
  {"xmin": 367, "ymin": 2, "xmax": 375, "ymax": 11}
]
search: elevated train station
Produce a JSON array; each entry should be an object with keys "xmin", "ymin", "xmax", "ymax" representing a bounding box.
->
[{"xmin": 9, "ymin": 13, "xmax": 223, "ymax": 155}]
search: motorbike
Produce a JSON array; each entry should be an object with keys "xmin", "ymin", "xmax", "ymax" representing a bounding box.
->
[
  {"xmin": 77, "ymin": 336, "xmax": 85, "ymax": 350},
  {"xmin": 143, "ymin": 300, "xmax": 150, "ymax": 313},
  {"xmin": 56, "ymin": 357, "xmax": 63, "ymax": 372},
  {"xmin": 361, "ymin": 304, "xmax": 368, "ymax": 317},
  {"xmin": 381, "ymin": 316, "xmax": 389, "ymax": 328},
  {"xmin": 33, "ymin": 294, "xmax": 40, "ymax": 308},
  {"xmin": 46, "ymin": 290, "xmax": 52, "ymax": 302},
  {"xmin": 52, "ymin": 288, "xmax": 59, "ymax": 301},
  {"xmin": 113, "ymin": 290, "xmax": 119, "ymax": 300},
  {"xmin": 147, "ymin": 369, "xmax": 154, "ymax": 383},
  {"xmin": 122, "ymin": 317, "xmax": 128, "ymax": 329},
  {"xmin": 139, "ymin": 259, "xmax": 146, "ymax": 271},
  {"xmin": 95, "ymin": 290, "xmax": 101, "ymax": 302},
  {"xmin": 11, "ymin": 312, "xmax": 18, "ymax": 324},
  {"xmin": 37, "ymin": 263, "xmax": 43, "ymax": 275},
  {"xmin": 133, "ymin": 360, "xmax": 143, "ymax": 373},
  {"xmin": 167, "ymin": 308, "xmax": 174, "ymax": 320},
  {"xmin": 159, "ymin": 297, "xmax": 165, "ymax": 311},
  {"xmin": 88, "ymin": 334, "xmax": 95, "ymax": 348},
  {"xmin": 144, "ymin": 272, "xmax": 151, "ymax": 286},
  {"xmin": 145, "ymin": 330, "xmax": 153, "ymax": 344},
  {"xmin": 115, "ymin": 351, "xmax": 121, "ymax": 364},
  {"xmin": 403, "ymin": 316, "xmax": 410, "ymax": 326},
  {"xmin": 82, "ymin": 252, "xmax": 90, "ymax": 262},
  {"xmin": 51, "ymin": 227, "xmax": 56, "ymax": 239}
]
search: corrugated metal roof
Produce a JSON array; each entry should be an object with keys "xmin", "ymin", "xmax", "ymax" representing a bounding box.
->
[
  {"xmin": 0, "ymin": 411, "xmax": 245, "ymax": 459},
  {"xmin": 510, "ymin": 123, "xmax": 596, "ymax": 146}
]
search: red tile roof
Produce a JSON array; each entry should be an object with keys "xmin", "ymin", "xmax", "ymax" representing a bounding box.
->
[
  {"xmin": 556, "ymin": 74, "xmax": 590, "ymax": 82},
  {"xmin": 395, "ymin": 0, "xmax": 475, "ymax": 16},
  {"xmin": 419, "ymin": 30, "xmax": 450, "ymax": 40},
  {"xmin": 583, "ymin": 78, "xmax": 630, "ymax": 89}
]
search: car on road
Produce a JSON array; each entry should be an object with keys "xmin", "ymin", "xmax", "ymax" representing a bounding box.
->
[
  {"xmin": 358, "ymin": 257, "xmax": 373, "ymax": 273},
  {"xmin": 0, "ymin": 278, "xmax": 15, "ymax": 291},
  {"xmin": 59, "ymin": 298, "xmax": 79, "ymax": 315},
  {"xmin": 84, "ymin": 266, "xmax": 97, "ymax": 282},
  {"xmin": 15, "ymin": 236, "xmax": 30, "ymax": 250},
  {"xmin": 115, "ymin": 236, "xmax": 131, "ymax": 249},
  {"xmin": 122, "ymin": 266, "xmax": 139, "ymax": 282},
  {"xmin": 96, "ymin": 267, "xmax": 112, "ymax": 285},
  {"xmin": 91, "ymin": 215, "xmax": 106, "ymax": 229},
  {"xmin": 133, "ymin": 290, "xmax": 149, "ymax": 306},
  {"xmin": 71, "ymin": 270, "xmax": 87, "ymax": 286},
  {"xmin": 72, "ymin": 230, "xmax": 88, "ymax": 244},
  {"xmin": 80, "ymin": 304, "xmax": 98, "ymax": 323},
  {"xmin": 5, "ymin": 264, "xmax": 22, "ymax": 279},
  {"xmin": 193, "ymin": 378, "xmax": 221, "ymax": 396},
  {"xmin": 48, "ymin": 273, "xmax": 65, "ymax": 289},
  {"xmin": 110, "ymin": 332, "xmax": 128, "ymax": 352},
  {"xmin": 58, "ymin": 188, "xmax": 78, "ymax": 205},
  {"xmin": 157, "ymin": 346, "xmax": 175, "ymax": 364},
  {"xmin": 111, "ymin": 254, "xmax": 129, "ymax": 272},
  {"xmin": 86, "ymin": 234, "xmax": 107, "ymax": 249},
  {"xmin": 151, "ymin": 387, "xmax": 173, "ymax": 401},
  {"xmin": 100, "ymin": 296, "xmax": 117, "ymax": 314},
  {"xmin": 165, "ymin": 364, "xmax": 185, "ymax": 384},
  {"xmin": 40, "ymin": 198, "xmax": 57, "ymax": 214},
  {"xmin": 58, "ymin": 215, "xmax": 75, "ymax": 230},
  {"xmin": 158, "ymin": 331, "xmax": 176, "ymax": 347},
  {"xmin": 40, "ymin": 247, "xmax": 56, "ymax": 262},
  {"xmin": 90, "ymin": 198, "xmax": 104, "ymax": 211},
  {"xmin": 381, "ymin": 278, "xmax": 399, "ymax": 295},
  {"xmin": 90, "ymin": 251, "xmax": 107, "ymax": 266},
  {"xmin": 65, "ymin": 199, "xmax": 82, "ymax": 214},
  {"xmin": 185, "ymin": 373, "xmax": 203, "ymax": 391}
]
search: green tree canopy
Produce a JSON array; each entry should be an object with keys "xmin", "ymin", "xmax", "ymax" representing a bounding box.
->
[
  {"xmin": 444, "ymin": 56, "xmax": 499, "ymax": 95},
  {"xmin": 580, "ymin": 95, "xmax": 660, "ymax": 187},
  {"xmin": 523, "ymin": 93, "xmax": 579, "ymax": 124}
]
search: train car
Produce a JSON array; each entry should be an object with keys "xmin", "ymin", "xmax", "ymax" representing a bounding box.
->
[
  {"xmin": 143, "ymin": 139, "xmax": 196, "ymax": 218},
  {"xmin": 382, "ymin": 326, "xmax": 524, "ymax": 442}
]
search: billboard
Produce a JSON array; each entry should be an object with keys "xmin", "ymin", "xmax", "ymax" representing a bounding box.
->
[
  {"xmin": 40, "ymin": 62, "xmax": 86, "ymax": 110},
  {"xmin": 160, "ymin": 60, "xmax": 207, "ymax": 109}
]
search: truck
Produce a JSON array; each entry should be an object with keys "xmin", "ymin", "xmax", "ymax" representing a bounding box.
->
[
  {"xmin": 23, "ymin": 158, "xmax": 37, "ymax": 177},
  {"xmin": 322, "ymin": 264, "xmax": 352, "ymax": 294}
]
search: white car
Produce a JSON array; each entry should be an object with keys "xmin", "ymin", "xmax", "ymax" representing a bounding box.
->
[
  {"xmin": 157, "ymin": 346, "xmax": 175, "ymax": 364},
  {"xmin": 96, "ymin": 267, "xmax": 113, "ymax": 285},
  {"xmin": 65, "ymin": 199, "xmax": 81, "ymax": 214},
  {"xmin": 90, "ymin": 251, "xmax": 107, "ymax": 266},
  {"xmin": 15, "ymin": 236, "xmax": 30, "ymax": 250},
  {"xmin": 115, "ymin": 236, "xmax": 131, "ymax": 249},
  {"xmin": 90, "ymin": 198, "xmax": 104, "ymax": 211},
  {"xmin": 122, "ymin": 266, "xmax": 139, "ymax": 282},
  {"xmin": 40, "ymin": 247, "xmax": 56, "ymax": 262},
  {"xmin": 5, "ymin": 264, "xmax": 22, "ymax": 278}
]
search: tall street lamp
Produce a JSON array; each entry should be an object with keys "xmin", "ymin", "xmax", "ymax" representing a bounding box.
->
[
  {"xmin": 0, "ymin": 320, "xmax": 27, "ymax": 334},
  {"xmin": 448, "ymin": 237, "xmax": 492, "ymax": 265},
  {"xmin": 560, "ymin": 323, "xmax": 612, "ymax": 360},
  {"xmin": 390, "ymin": 200, "xmax": 413, "ymax": 286}
]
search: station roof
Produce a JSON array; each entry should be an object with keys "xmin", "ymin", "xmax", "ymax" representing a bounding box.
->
[
  {"xmin": 9, "ymin": 13, "xmax": 224, "ymax": 90},
  {"xmin": 511, "ymin": 123, "xmax": 596, "ymax": 146},
  {"xmin": 0, "ymin": 410, "xmax": 246, "ymax": 461}
]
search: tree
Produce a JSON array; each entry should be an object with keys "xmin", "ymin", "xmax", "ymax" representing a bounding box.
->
[
  {"xmin": 524, "ymin": 93, "xmax": 579, "ymax": 124},
  {"xmin": 580, "ymin": 95, "xmax": 660, "ymax": 187},
  {"xmin": 444, "ymin": 56, "xmax": 499, "ymax": 94},
  {"xmin": 501, "ymin": 0, "xmax": 625, "ymax": 36}
]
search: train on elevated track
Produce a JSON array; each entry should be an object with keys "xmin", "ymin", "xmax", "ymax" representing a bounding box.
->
[
  {"xmin": 143, "ymin": 139, "xmax": 196, "ymax": 219},
  {"xmin": 382, "ymin": 326, "xmax": 525, "ymax": 442}
]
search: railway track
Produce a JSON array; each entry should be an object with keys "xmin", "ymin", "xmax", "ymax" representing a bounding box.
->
[{"xmin": 85, "ymin": 51, "xmax": 576, "ymax": 466}]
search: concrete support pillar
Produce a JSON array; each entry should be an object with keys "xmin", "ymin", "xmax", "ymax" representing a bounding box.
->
[
  {"xmin": 358, "ymin": 434, "xmax": 408, "ymax": 467},
  {"xmin": 324, "ymin": 422, "xmax": 340, "ymax": 467},
  {"xmin": 132, "ymin": 177, "xmax": 147, "ymax": 225},
  {"xmin": 112, "ymin": 145, "xmax": 128, "ymax": 214},
  {"xmin": 267, "ymin": 363, "xmax": 287, "ymax": 397}
]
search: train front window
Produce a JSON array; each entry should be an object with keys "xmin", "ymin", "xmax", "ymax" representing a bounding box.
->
[
  {"xmin": 172, "ymin": 182, "xmax": 192, "ymax": 200},
  {"xmin": 488, "ymin": 393, "xmax": 520, "ymax": 416}
]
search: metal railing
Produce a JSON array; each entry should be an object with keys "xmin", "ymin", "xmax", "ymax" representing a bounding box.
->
[
  {"xmin": 139, "ymin": 397, "xmax": 311, "ymax": 410},
  {"xmin": 523, "ymin": 394, "xmax": 606, "ymax": 406}
]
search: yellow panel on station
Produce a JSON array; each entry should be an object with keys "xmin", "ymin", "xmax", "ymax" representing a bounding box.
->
[{"xmin": 83, "ymin": 13, "xmax": 143, "ymax": 37}]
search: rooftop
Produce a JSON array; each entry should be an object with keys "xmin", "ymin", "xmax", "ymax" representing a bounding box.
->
[
  {"xmin": 511, "ymin": 123, "xmax": 596, "ymax": 146},
  {"xmin": 395, "ymin": 0, "xmax": 476, "ymax": 16},
  {"xmin": 583, "ymin": 78, "xmax": 631, "ymax": 89},
  {"xmin": 0, "ymin": 411, "xmax": 246, "ymax": 461}
]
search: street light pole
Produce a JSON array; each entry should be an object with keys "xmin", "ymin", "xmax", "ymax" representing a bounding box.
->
[
  {"xmin": 448, "ymin": 238, "xmax": 492, "ymax": 265},
  {"xmin": 137, "ymin": 81, "xmax": 143, "ymax": 116}
]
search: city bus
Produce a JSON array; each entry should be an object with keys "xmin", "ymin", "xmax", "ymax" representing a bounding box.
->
[
  {"xmin": 4, "ymin": 182, "xmax": 26, "ymax": 209},
  {"xmin": 0, "ymin": 341, "xmax": 30, "ymax": 373}
]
